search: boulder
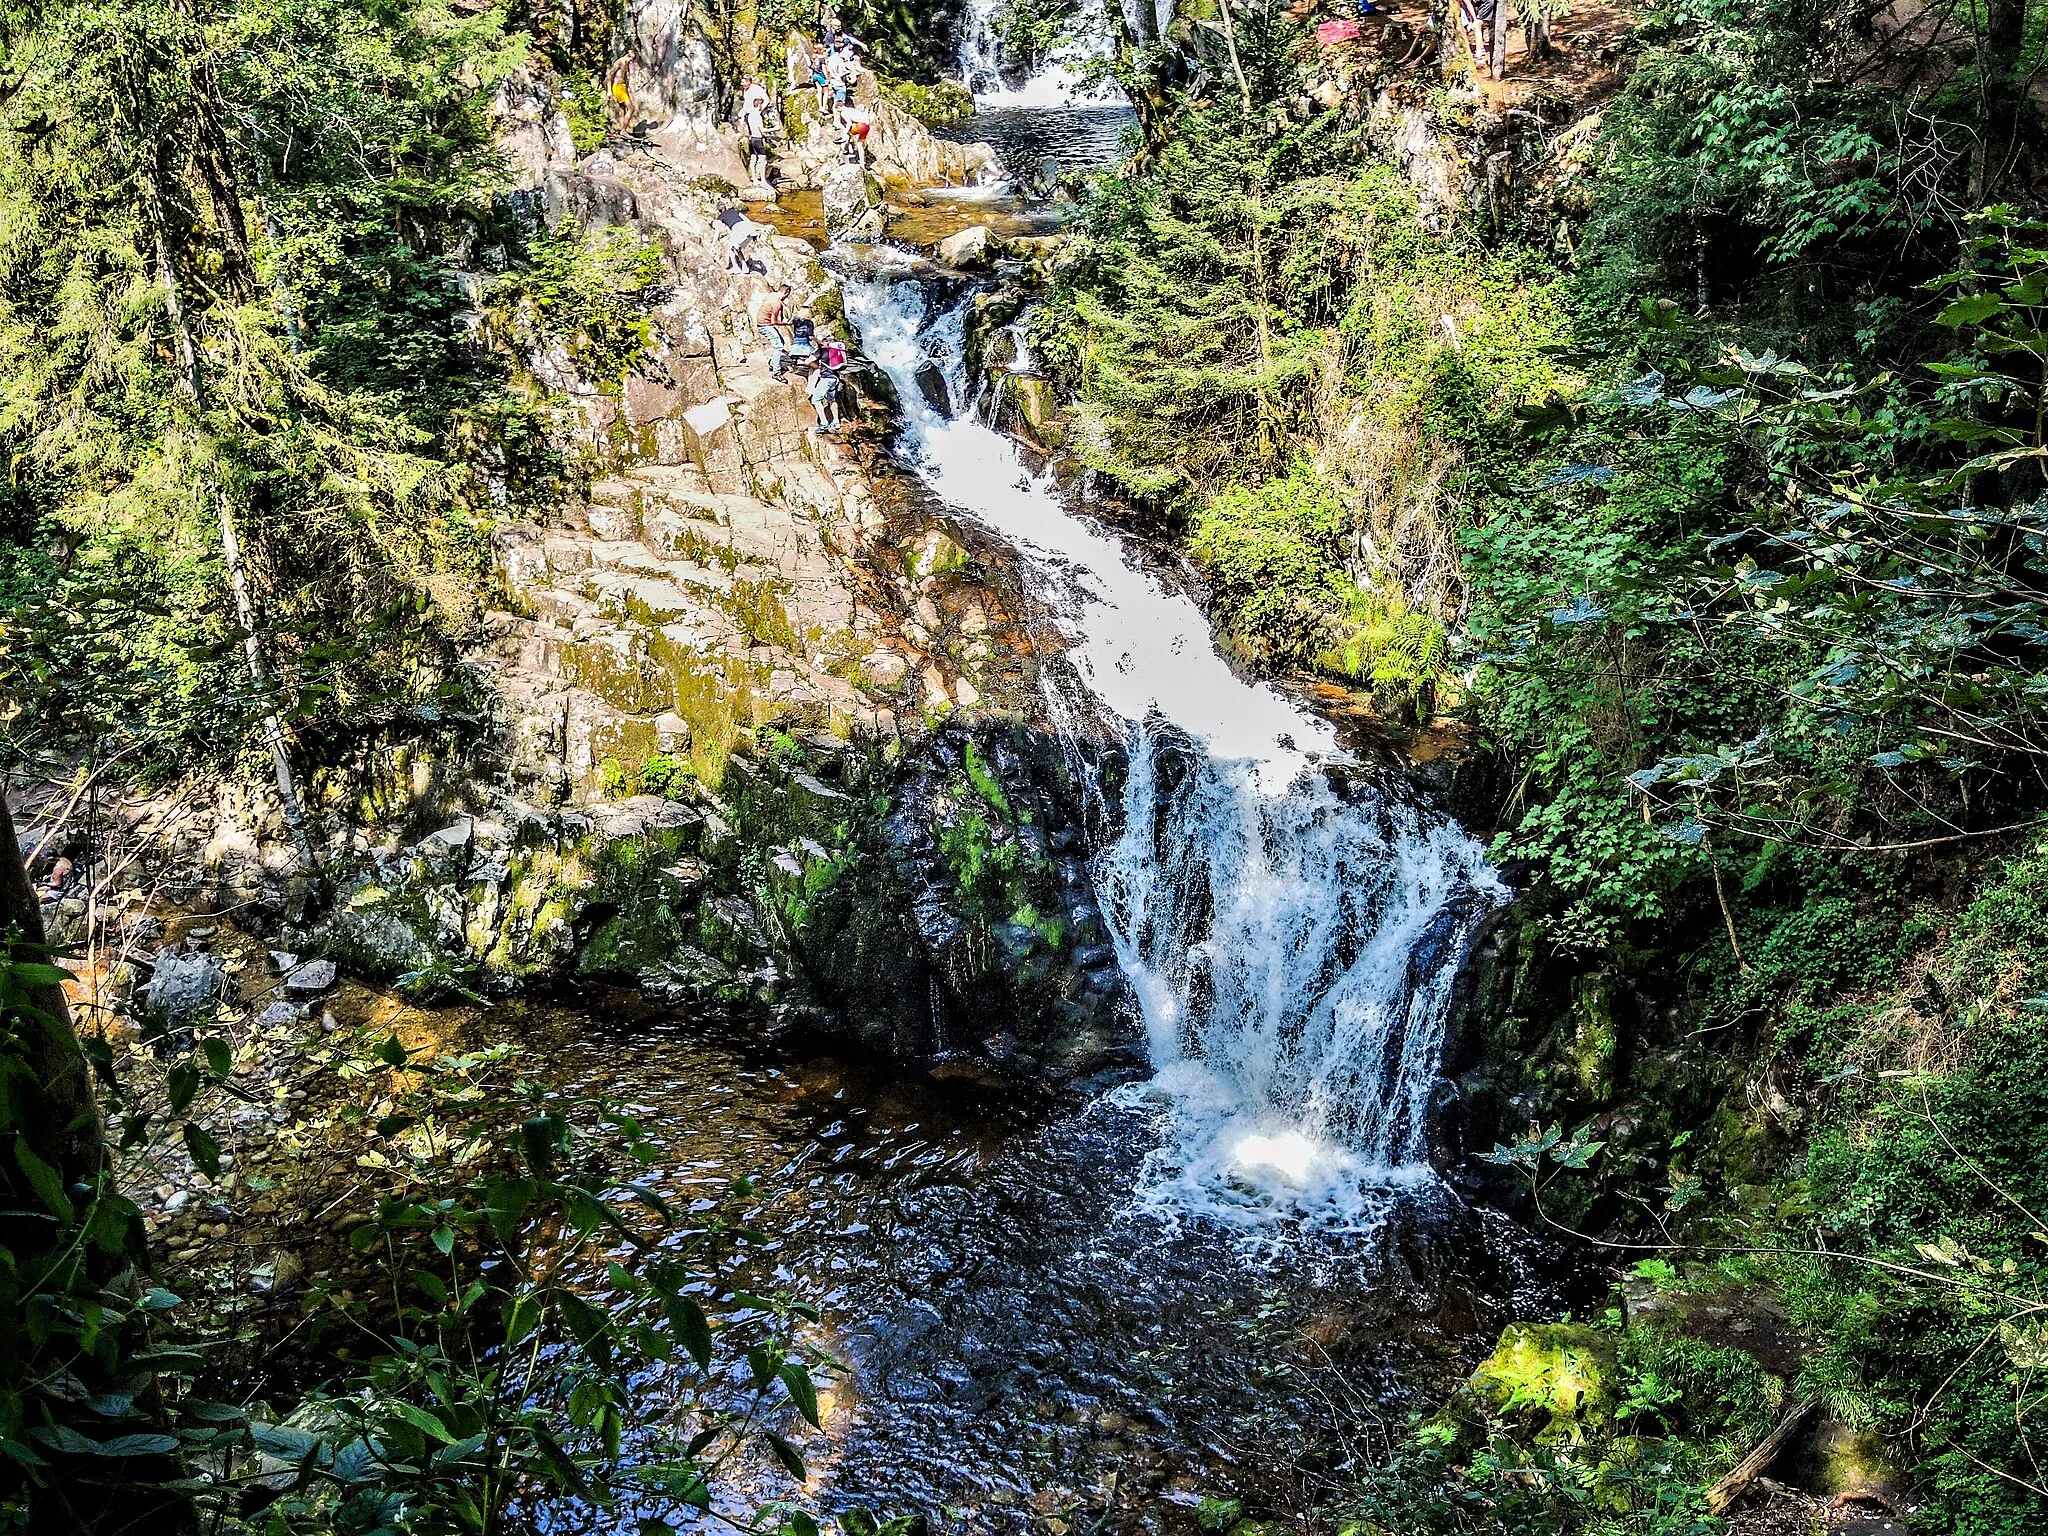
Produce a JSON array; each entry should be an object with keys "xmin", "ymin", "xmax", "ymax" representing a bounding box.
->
[
  {"xmin": 1465, "ymin": 1323, "xmax": 1616, "ymax": 1442},
  {"xmin": 146, "ymin": 951, "xmax": 225, "ymax": 1022},
  {"xmin": 913, "ymin": 360, "xmax": 952, "ymax": 415},
  {"xmin": 282, "ymin": 959, "xmax": 339, "ymax": 999},
  {"xmin": 1008, "ymin": 375, "xmax": 1064, "ymax": 446},
  {"xmin": 821, "ymin": 164, "xmax": 882, "ymax": 238},
  {"xmin": 938, "ymin": 224, "xmax": 992, "ymax": 269}
]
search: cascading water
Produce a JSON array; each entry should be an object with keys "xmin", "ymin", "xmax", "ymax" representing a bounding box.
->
[
  {"xmin": 841, "ymin": 270, "xmax": 1508, "ymax": 1236},
  {"xmin": 955, "ymin": 0, "xmax": 1112, "ymax": 108}
]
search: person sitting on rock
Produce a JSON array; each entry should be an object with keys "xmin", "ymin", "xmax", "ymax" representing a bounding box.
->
[
  {"xmin": 788, "ymin": 309, "xmax": 817, "ymax": 371},
  {"xmin": 807, "ymin": 360, "xmax": 844, "ymax": 433},
  {"xmin": 836, "ymin": 98, "xmax": 874, "ymax": 167}
]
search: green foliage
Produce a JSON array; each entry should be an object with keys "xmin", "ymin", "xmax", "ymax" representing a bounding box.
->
[
  {"xmin": 990, "ymin": 0, "xmax": 1076, "ymax": 74},
  {"xmin": 1576, "ymin": 0, "xmax": 1978, "ymax": 305},
  {"xmin": 562, "ymin": 71, "xmax": 608, "ymax": 154},
  {"xmin": 637, "ymin": 753, "xmax": 697, "ymax": 797},
  {"xmin": 1191, "ymin": 470, "xmax": 1352, "ymax": 669},
  {"xmin": 0, "ymin": 0, "xmax": 668, "ymax": 785},
  {"xmin": 0, "ymin": 925, "xmax": 889, "ymax": 1530},
  {"xmin": 489, "ymin": 218, "xmax": 667, "ymax": 392}
]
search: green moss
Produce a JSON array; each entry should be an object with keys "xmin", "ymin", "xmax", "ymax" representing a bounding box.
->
[
  {"xmin": 1467, "ymin": 1323, "xmax": 1616, "ymax": 1443},
  {"xmin": 885, "ymin": 80, "xmax": 974, "ymax": 127}
]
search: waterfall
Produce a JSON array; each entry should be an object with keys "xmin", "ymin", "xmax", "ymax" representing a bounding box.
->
[
  {"xmin": 841, "ymin": 272, "xmax": 1507, "ymax": 1233},
  {"xmin": 955, "ymin": 0, "xmax": 1112, "ymax": 109}
]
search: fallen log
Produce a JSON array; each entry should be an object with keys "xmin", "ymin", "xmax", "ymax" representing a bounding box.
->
[{"xmin": 1705, "ymin": 1398, "xmax": 1817, "ymax": 1514}]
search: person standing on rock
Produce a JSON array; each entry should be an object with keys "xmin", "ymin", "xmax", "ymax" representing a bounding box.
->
[
  {"xmin": 749, "ymin": 282, "xmax": 792, "ymax": 378},
  {"xmin": 825, "ymin": 43, "xmax": 858, "ymax": 108},
  {"xmin": 604, "ymin": 55, "xmax": 634, "ymax": 138},
  {"xmin": 810, "ymin": 44, "xmax": 832, "ymax": 109},
  {"xmin": 738, "ymin": 84, "xmax": 772, "ymax": 189},
  {"xmin": 807, "ymin": 360, "xmax": 844, "ymax": 433}
]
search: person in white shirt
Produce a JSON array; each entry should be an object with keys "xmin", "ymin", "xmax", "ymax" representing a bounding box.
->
[
  {"xmin": 737, "ymin": 83, "xmax": 771, "ymax": 187},
  {"xmin": 835, "ymin": 99, "xmax": 873, "ymax": 167}
]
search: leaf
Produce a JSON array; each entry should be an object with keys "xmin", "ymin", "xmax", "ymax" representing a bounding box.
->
[
  {"xmin": 780, "ymin": 1361, "xmax": 821, "ymax": 1428},
  {"xmin": 14, "ymin": 1138, "xmax": 73, "ymax": 1222},
  {"xmin": 10, "ymin": 962, "xmax": 74, "ymax": 985},
  {"xmin": 505, "ymin": 1291, "xmax": 545, "ymax": 1347},
  {"xmin": 1937, "ymin": 293, "xmax": 2005, "ymax": 327},
  {"xmin": 166, "ymin": 1062, "xmax": 200, "ymax": 1117},
  {"xmin": 89, "ymin": 1434, "xmax": 179, "ymax": 1457},
  {"xmin": 182, "ymin": 1123, "xmax": 222, "ymax": 1179},
  {"xmin": 387, "ymin": 1402, "xmax": 455, "ymax": 1444},
  {"xmin": 1553, "ymin": 1138, "xmax": 1606, "ymax": 1170},
  {"xmin": 667, "ymin": 1295, "xmax": 714, "ymax": 1370},
  {"xmin": 763, "ymin": 1430, "xmax": 807, "ymax": 1481},
  {"xmin": 1619, "ymin": 369, "xmax": 1667, "ymax": 406},
  {"xmin": 1528, "ymin": 464, "xmax": 1616, "ymax": 490},
  {"xmin": 201, "ymin": 1036, "xmax": 232, "ymax": 1079},
  {"xmin": 249, "ymin": 1423, "xmax": 322, "ymax": 1460},
  {"xmin": 557, "ymin": 1291, "xmax": 614, "ymax": 1367}
]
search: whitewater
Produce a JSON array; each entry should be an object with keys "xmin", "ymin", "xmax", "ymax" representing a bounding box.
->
[{"xmin": 839, "ymin": 269, "xmax": 1506, "ymax": 1237}]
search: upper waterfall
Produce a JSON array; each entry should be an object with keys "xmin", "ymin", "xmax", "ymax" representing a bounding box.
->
[
  {"xmin": 840, "ymin": 271, "xmax": 1507, "ymax": 1233},
  {"xmin": 955, "ymin": 0, "xmax": 1111, "ymax": 108}
]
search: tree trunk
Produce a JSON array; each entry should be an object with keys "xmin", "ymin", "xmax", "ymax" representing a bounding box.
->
[
  {"xmin": 1215, "ymin": 0, "xmax": 1254, "ymax": 112},
  {"xmin": 1973, "ymin": 0, "xmax": 2024, "ymax": 200},
  {"xmin": 2, "ymin": 799, "xmax": 196, "ymax": 1534},
  {"xmin": 216, "ymin": 492, "xmax": 318, "ymax": 869},
  {"xmin": 1490, "ymin": 0, "xmax": 1509, "ymax": 77}
]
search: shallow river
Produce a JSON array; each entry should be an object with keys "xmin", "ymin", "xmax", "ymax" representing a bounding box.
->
[{"xmin": 502, "ymin": 1002, "xmax": 1556, "ymax": 1535}]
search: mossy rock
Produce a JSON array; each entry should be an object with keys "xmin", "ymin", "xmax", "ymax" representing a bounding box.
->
[{"xmin": 1467, "ymin": 1322, "xmax": 1616, "ymax": 1442}]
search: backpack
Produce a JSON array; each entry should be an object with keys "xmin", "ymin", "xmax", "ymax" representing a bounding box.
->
[{"xmin": 824, "ymin": 340, "xmax": 847, "ymax": 368}]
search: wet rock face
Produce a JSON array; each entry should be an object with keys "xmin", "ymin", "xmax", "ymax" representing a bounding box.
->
[
  {"xmin": 292, "ymin": 719, "xmax": 1136, "ymax": 1084},
  {"xmin": 728, "ymin": 718, "xmax": 1139, "ymax": 1080}
]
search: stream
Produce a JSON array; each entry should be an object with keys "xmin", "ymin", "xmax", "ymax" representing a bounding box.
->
[{"xmin": 527, "ymin": 69, "xmax": 1559, "ymax": 1536}]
